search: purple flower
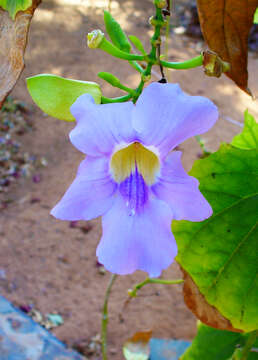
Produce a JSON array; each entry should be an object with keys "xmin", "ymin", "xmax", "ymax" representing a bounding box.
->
[{"xmin": 51, "ymin": 83, "xmax": 218, "ymax": 277}]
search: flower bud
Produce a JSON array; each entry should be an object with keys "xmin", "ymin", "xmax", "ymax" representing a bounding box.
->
[
  {"xmin": 87, "ymin": 29, "xmax": 104, "ymax": 49},
  {"xmin": 203, "ymin": 50, "xmax": 230, "ymax": 78}
]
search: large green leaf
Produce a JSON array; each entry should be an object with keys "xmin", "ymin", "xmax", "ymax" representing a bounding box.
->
[
  {"xmin": 0, "ymin": 0, "xmax": 32, "ymax": 19},
  {"xmin": 173, "ymin": 143, "xmax": 258, "ymax": 332},
  {"xmin": 181, "ymin": 323, "xmax": 258, "ymax": 360},
  {"xmin": 180, "ymin": 323, "xmax": 244, "ymax": 360},
  {"xmin": 27, "ymin": 74, "xmax": 102, "ymax": 121},
  {"xmin": 232, "ymin": 110, "xmax": 258, "ymax": 150}
]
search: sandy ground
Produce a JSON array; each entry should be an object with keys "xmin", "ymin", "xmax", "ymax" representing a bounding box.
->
[{"xmin": 0, "ymin": 0, "xmax": 257, "ymax": 359}]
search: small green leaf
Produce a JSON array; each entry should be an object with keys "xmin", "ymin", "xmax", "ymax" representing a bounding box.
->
[
  {"xmin": 0, "ymin": 0, "xmax": 32, "ymax": 19},
  {"xmin": 27, "ymin": 74, "xmax": 101, "ymax": 121},
  {"xmin": 123, "ymin": 331, "xmax": 152, "ymax": 360},
  {"xmin": 128, "ymin": 35, "xmax": 146, "ymax": 55},
  {"xmin": 232, "ymin": 110, "xmax": 258, "ymax": 150},
  {"xmin": 104, "ymin": 10, "xmax": 131, "ymax": 52},
  {"xmin": 174, "ymin": 143, "xmax": 258, "ymax": 332},
  {"xmin": 181, "ymin": 323, "xmax": 244, "ymax": 360}
]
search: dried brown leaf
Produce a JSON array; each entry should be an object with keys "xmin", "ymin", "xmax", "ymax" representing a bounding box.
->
[
  {"xmin": 181, "ymin": 269, "xmax": 243, "ymax": 333},
  {"xmin": 0, "ymin": 0, "xmax": 41, "ymax": 109},
  {"xmin": 197, "ymin": 0, "xmax": 257, "ymax": 95}
]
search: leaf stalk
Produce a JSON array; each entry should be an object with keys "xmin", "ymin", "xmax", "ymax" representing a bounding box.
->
[{"xmin": 101, "ymin": 274, "xmax": 117, "ymax": 360}]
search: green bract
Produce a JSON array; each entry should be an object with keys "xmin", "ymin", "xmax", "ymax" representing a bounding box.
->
[
  {"xmin": 181, "ymin": 323, "xmax": 244, "ymax": 360},
  {"xmin": 0, "ymin": 0, "xmax": 31, "ymax": 19},
  {"xmin": 173, "ymin": 117, "xmax": 258, "ymax": 332},
  {"xmin": 232, "ymin": 110, "xmax": 258, "ymax": 150},
  {"xmin": 26, "ymin": 74, "xmax": 101, "ymax": 121}
]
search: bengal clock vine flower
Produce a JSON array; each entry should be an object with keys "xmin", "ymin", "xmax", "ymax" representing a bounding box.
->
[{"xmin": 51, "ymin": 83, "xmax": 218, "ymax": 277}]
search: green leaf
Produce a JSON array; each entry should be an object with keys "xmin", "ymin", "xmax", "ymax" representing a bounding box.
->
[
  {"xmin": 123, "ymin": 331, "xmax": 152, "ymax": 360},
  {"xmin": 104, "ymin": 10, "xmax": 131, "ymax": 53},
  {"xmin": 181, "ymin": 323, "xmax": 244, "ymax": 360},
  {"xmin": 231, "ymin": 349, "xmax": 258, "ymax": 360},
  {"xmin": 173, "ymin": 144, "xmax": 258, "ymax": 332},
  {"xmin": 26, "ymin": 74, "xmax": 101, "ymax": 121},
  {"xmin": 232, "ymin": 110, "xmax": 258, "ymax": 150},
  {"xmin": 254, "ymin": 8, "xmax": 258, "ymax": 24},
  {"xmin": 0, "ymin": 0, "xmax": 32, "ymax": 19},
  {"xmin": 128, "ymin": 35, "xmax": 146, "ymax": 55}
]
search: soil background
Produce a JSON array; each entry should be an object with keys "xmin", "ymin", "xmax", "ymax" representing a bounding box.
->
[{"xmin": 0, "ymin": 0, "xmax": 257, "ymax": 359}]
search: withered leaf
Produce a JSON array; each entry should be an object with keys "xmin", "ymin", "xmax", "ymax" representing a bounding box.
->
[
  {"xmin": 197, "ymin": 0, "xmax": 257, "ymax": 95},
  {"xmin": 181, "ymin": 268, "xmax": 242, "ymax": 333},
  {"xmin": 0, "ymin": 0, "xmax": 41, "ymax": 109}
]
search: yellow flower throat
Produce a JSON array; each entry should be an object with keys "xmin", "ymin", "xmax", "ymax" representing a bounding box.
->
[{"xmin": 110, "ymin": 142, "xmax": 160, "ymax": 185}]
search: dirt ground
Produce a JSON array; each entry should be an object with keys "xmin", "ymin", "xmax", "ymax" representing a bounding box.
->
[{"xmin": 0, "ymin": 0, "xmax": 257, "ymax": 359}]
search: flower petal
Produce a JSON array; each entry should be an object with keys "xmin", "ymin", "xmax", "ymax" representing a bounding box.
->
[
  {"xmin": 51, "ymin": 156, "xmax": 117, "ymax": 220},
  {"xmin": 97, "ymin": 195, "xmax": 177, "ymax": 277},
  {"xmin": 133, "ymin": 82, "xmax": 218, "ymax": 157},
  {"xmin": 70, "ymin": 94, "xmax": 136, "ymax": 156},
  {"xmin": 152, "ymin": 151, "xmax": 212, "ymax": 221}
]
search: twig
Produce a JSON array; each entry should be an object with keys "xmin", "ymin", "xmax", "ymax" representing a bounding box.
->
[
  {"xmin": 195, "ymin": 135, "xmax": 210, "ymax": 155},
  {"xmin": 101, "ymin": 274, "xmax": 117, "ymax": 360},
  {"xmin": 129, "ymin": 277, "xmax": 184, "ymax": 298},
  {"xmin": 239, "ymin": 330, "xmax": 258, "ymax": 360},
  {"xmin": 108, "ymin": 0, "xmax": 112, "ymax": 13}
]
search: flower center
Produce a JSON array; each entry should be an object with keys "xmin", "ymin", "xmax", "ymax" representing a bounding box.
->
[{"xmin": 110, "ymin": 142, "xmax": 160, "ymax": 185}]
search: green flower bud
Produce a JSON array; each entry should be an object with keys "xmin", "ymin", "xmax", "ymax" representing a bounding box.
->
[
  {"xmin": 104, "ymin": 11, "xmax": 131, "ymax": 53},
  {"xmin": 87, "ymin": 29, "xmax": 104, "ymax": 49},
  {"xmin": 128, "ymin": 35, "xmax": 146, "ymax": 55},
  {"xmin": 98, "ymin": 72, "xmax": 121, "ymax": 87}
]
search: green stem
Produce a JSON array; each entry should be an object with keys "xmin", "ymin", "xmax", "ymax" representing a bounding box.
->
[
  {"xmin": 129, "ymin": 60, "xmax": 144, "ymax": 74},
  {"xmin": 129, "ymin": 277, "xmax": 184, "ymax": 297},
  {"xmin": 100, "ymin": 38, "xmax": 146, "ymax": 61},
  {"xmin": 101, "ymin": 94, "xmax": 132, "ymax": 103},
  {"xmin": 161, "ymin": 54, "xmax": 203, "ymax": 69},
  {"xmin": 164, "ymin": 0, "xmax": 172, "ymax": 81},
  {"xmin": 132, "ymin": 5, "xmax": 164, "ymax": 102},
  {"xmin": 239, "ymin": 330, "xmax": 258, "ymax": 360},
  {"xmin": 195, "ymin": 135, "xmax": 210, "ymax": 155},
  {"xmin": 108, "ymin": 0, "xmax": 111, "ymax": 12},
  {"xmin": 101, "ymin": 274, "xmax": 117, "ymax": 360}
]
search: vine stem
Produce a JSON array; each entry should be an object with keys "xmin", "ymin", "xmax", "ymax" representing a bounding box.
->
[
  {"xmin": 108, "ymin": 0, "xmax": 111, "ymax": 13},
  {"xmin": 164, "ymin": 0, "xmax": 172, "ymax": 81},
  {"xmin": 195, "ymin": 135, "xmax": 210, "ymax": 155},
  {"xmin": 101, "ymin": 274, "xmax": 117, "ymax": 360},
  {"xmin": 239, "ymin": 330, "xmax": 258, "ymax": 360},
  {"xmin": 129, "ymin": 277, "xmax": 184, "ymax": 297}
]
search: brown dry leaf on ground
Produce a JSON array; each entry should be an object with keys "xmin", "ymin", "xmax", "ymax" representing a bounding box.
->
[
  {"xmin": 197, "ymin": 0, "xmax": 257, "ymax": 95},
  {"xmin": 0, "ymin": 0, "xmax": 41, "ymax": 109},
  {"xmin": 181, "ymin": 269, "xmax": 243, "ymax": 333}
]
